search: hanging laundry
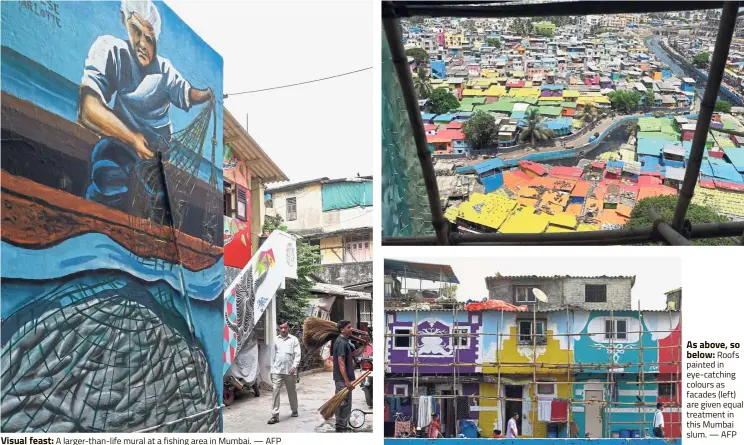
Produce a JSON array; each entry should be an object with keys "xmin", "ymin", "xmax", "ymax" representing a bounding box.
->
[
  {"xmin": 551, "ymin": 399, "xmax": 569, "ymax": 422},
  {"xmin": 538, "ymin": 399, "xmax": 552, "ymax": 422},
  {"xmin": 418, "ymin": 396, "xmax": 433, "ymax": 429}
]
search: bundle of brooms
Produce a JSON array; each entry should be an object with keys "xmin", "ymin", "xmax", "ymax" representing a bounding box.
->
[
  {"xmin": 302, "ymin": 317, "xmax": 369, "ymax": 351},
  {"xmin": 318, "ymin": 370, "xmax": 371, "ymax": 419}
]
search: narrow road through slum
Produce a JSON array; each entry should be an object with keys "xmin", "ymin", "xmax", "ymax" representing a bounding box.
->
[{"xmin": 223, "ymin": 370, "xmax": 373, "ymax": 433}]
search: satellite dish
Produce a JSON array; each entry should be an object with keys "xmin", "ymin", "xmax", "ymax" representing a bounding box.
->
[{"xmin": 533, "ymin": 288, "xmax": 548, "ymax": 303}]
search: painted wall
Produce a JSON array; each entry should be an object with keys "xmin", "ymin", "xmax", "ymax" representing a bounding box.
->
[
  {"xmin": 320, "ymin": 235, "xmax": 345, "ymax": 264},
  {"xmin": 1, "ymin": 0, "xmax": 224, "ymax": 433},
  {"xmin": 224, "ymin": 216, "xmax": 252, "ymax": 269},
  {"xmin": 271, "ymin": 183, "xmax": 373, "ymax": 234},
  {"xmin": 386, "ymin": 310, "xmax": 482, "ymax": 375}
]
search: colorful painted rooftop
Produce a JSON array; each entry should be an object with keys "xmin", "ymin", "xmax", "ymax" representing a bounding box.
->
[{"xmin": 444, "ymin": 115, "xmax": 744, "ymax": 232}]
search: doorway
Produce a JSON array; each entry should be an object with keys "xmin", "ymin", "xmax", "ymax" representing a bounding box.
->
[
  {"xmin": 585, "ymin": 389, "xmax": 604, "ymax": 438},
  {"xmin": 504, "ymin": 385, "xmax": 523, "ymax": 434}
]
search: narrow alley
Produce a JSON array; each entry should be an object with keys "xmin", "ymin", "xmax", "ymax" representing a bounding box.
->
[{"xmin": 223, "ymin": 370, "xmax": 373, "ymax": 433}]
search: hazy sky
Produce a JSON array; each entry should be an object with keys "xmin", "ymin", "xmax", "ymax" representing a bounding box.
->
[
  {"xmin": 390, "ymin": 256, "xmax": 681, "ymax": 310},
  {"xmin": 167, "ymin": 0, "xmax": 373, "ymax": 185}
]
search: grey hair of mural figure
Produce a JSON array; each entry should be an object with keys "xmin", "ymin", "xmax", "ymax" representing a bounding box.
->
[{"xmin": 120, "ymin": 0, "xmax": 162, "ymax": 40}]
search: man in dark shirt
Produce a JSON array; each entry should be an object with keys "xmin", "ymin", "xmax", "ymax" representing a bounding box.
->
[{"xmin": 332, "ymin": 320, "xmax": 365, "ymax": 432}]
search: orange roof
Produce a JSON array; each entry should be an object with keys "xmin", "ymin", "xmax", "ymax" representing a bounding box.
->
[
  {"xmin": 571, "ymin": 181, "xmax": 591, "ymax": 197},
  {"xmin": 616, "ymin": 204, "xmax": 634, "ymax": 218},
  {"xmin": 599, "ymin": 210, "xmax": 630, "ymax": 226},
  {"xmin": 503, "ymin": 171, "xmax": 532, "ymax": 190},
  {"xmin": 518, "ymin": 160, "xmax": 548, "ymax": 176},
  {"xmin": 447, "ymin": 121, "xmax": 465, "ymax": 129},
  {"xmin": 518, "ymin": 197, "xmax": 540, "ymax": 208},
  {"xmin": 637, "ymin": 186, "xmax": 677, "ymax": 201},
  {"xmin": 566, "ymin": 203, "xmax": 583, "ymax": 216},
  {"xmin": 562, "ymin": 107, "xmax": 576, "ymax": 117}
]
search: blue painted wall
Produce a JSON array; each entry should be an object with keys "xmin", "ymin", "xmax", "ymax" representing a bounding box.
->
[{"xmin": 1, "ymin": 0, "xmax": 224, "ymax": 433}]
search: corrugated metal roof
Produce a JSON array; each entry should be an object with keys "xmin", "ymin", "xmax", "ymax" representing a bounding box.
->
[
  {"xmin": 485, "ymin": 275, "xmax": 636, "ymax": 288},
  {"xmin": 385, "ymin": 259, "xmax": 460, "ymax": 284}
]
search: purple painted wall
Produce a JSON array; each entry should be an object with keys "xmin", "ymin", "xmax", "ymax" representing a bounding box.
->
[{"xmin": 386, "ymin": 310, "xmax": 482, "ymax": 374}]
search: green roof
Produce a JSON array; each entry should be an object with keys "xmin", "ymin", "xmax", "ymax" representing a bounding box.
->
[
  {"xmin": 474, "ymin": 101, "xmax": 514, "ymax": 113},
  {"xmin": 458, "ymin": 97, "xmax": 486, "ymax": 111},
  {"xmin": 537, "ymin": 106, "xmax": 562, "ymax": 117},
  {"xmin": 637, "ymin": 131, "xmax": 678, "ymax": 142},
  {"xmin": 499, "ymin": 96, "xmax": 538, "ymax": 105},
  {"xmin": 561, "ymin": 102, "xmax": 577, "ymax": 108}
]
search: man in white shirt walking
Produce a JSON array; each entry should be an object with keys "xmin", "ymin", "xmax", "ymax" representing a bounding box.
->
[
  {"xmin": 653, "ymin": 402, "xmax": 665, "ymax": 437},
  {"xmin": 506, "ymin": 413, "xmax": 520, "ymax": 438},
  {"xmin": 268, "ymin": 322, "xmax": 301, "ymax": 424}
]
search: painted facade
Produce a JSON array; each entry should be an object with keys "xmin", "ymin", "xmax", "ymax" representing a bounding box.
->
[
  {"xmin": 385, "ymin": 308, "xmax": 681, "ymax": 438},
  {"xmin": 1, "ymin": 1, "xmax": 224, "ymax": 433}
]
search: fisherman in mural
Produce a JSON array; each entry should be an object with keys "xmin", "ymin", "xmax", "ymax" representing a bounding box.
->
[
  {"xmin": 78, "ymin": 0, "xmax": 213, "ymax": 214},
  {"xmin": 268, "ymin": 321, "xmax": 302, "ymax": 424}
]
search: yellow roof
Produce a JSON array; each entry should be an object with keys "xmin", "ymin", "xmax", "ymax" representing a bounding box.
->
[
  {"xmin": 538, "ymin": 96, "xmax": 563, "ymax": 102},
  {"xmin": 572, "ymin": 119, "xmax": 584, "ymax": 129},
  {"xmin": 455, "ymin": 192, "xmax": 519, "ymax": 230},
  {"xmin": 499, "ymin": 206, "xmax": 550, "ymax": 233},
  {"xmin": 546, "ymin": 225, "xmax": 574, "ymax": 233},
  {"xmin": 581, "ymin": 92, "xmax": 603, "ymax": 97},
  {"xmin": 510, "ymin": 87, "xmax": 541, "ymax": 98},
  {"xmin": 562, "ymin": 90, "xmax": 580, "ymax": 98},
  {"xmin": 431, "ymin": 79, "xmax": 444, "ymax": 84},
  {"xmin": 548, "ymin": 213, "xmax": 578, "ymax": 229},
  {"xmin": 577, "ymin": 223, "xmax": 600, "ymax": 232},
  {"xmin": 692, "ymin": 187, "xmax": 744, "ymax": 217},
  {"xmin": 619, "ymin": 149, "xmax": 636, "ymax": 160},
  {"xmin": 577, "ymin": 96, "xmax": 610, "ymax": 104},
  {"xmin": 444, "ymin": 206, "xmax": 460, "ymax": 223},
  {"xmin": 476, "ymin": 79, "xmax": 495, "ymax": 87},
  {"xmin": 484, "ymin": 85, "xmax": 507, "ymax": 97},
  {"xmin": 462, "ymin": 88, "xmax": 485, "ymax": 97}
]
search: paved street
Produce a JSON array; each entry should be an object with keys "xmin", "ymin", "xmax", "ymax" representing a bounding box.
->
[{"xmin": 223, "ymin": 370, "xmax": 373, "ymax": 433}]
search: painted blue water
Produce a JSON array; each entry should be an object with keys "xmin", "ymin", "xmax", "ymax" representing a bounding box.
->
[{"xmin": 1, "ymin": 232, "xmax": 223, "ymax": 302}]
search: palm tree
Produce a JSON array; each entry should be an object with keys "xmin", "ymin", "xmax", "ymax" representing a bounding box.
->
[
  {"xmin": 578, "ymin": 103, "xmax": 599, "ymax": 124},
  {"xmin": 414, "ymin": 67, "xmax": 432, "ymax": 99},
  {"xmin": 519, "ymin": 108, "xmax": 555, "ymax": 149}
]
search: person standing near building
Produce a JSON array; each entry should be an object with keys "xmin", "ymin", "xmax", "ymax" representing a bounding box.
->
[
  {"xmin": 506, "ymin": 413, "xmax": 519, "ymax": 438},
  {"xmin": 653, "ymin": 402, "xmax": 665, "ymax": 437},
  {"xmin": 268, "ymin": 322, "xmax": 301, "ymax": 424},
  {"xmin": 333, "ymin": 320, "xmax": 365, "ymax": 432},
  {"xmin": 425, "ymin": 413, "xmax": 442, "ymax": 438}
]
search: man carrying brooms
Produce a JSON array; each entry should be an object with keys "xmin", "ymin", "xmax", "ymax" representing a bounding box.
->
[{"xmin": 333, "ymin": 320, "xmax": 366, "ymax": 432}]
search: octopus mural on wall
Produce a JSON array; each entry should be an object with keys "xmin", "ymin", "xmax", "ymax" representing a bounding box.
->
[{"xmin": 1, "ymin": 0, "xmax": 224, "ymax": 432}]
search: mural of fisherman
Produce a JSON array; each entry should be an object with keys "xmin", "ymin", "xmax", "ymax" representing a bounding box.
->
[{"xmin": 79, "ymin": 0, "xmax": 213, "ymax": 213}]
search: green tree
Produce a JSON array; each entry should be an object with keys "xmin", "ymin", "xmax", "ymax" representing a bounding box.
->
[
  {"xmin": 625, "ymin": 195, "xmax": 737, "ymax": 246},
  {"xmin": 425, "ymin": 88, "xmax": 460, "ymax": 114},
  {"xmin": 463, "ymin": 110, "xmax": 500, "ymax": 150},
  {"xmin": 414, "ymin": 67, "xmax": 432, "ymax": 99},
  {"xmin": 715, "ymin": 100, "xmax": 732, "ymax": 113},
  {"xmin": 607, "ymin": 90, "xmax": 642, "ymax": 113},
  {"xmin": 625, "ymin": 121, "xmax": 639, "ymax": 137},
  {"xmin": 263, "ymin": 215, "xmax": 323, "ymax": 325},
  {"xmin": 645, "ymin": 89, "xmax": 655, "ymax": 108},
  {"xmin": 693, "ymin": 52, "xmax": 710, "ymax": 68},
  {"xmin": 578, "ymin": 103, "xmax": 599, "ymax": 123},
  {"xmin": 405, "ymin": 47, "xmax": 429, "ymax": 64},
  {"xmin": 518, "ymin": 108, "xmax": 555, "ymax": 148},
  {"xmin": 487, "ymin": 38, "xmax": 501, "ymax": 49}
]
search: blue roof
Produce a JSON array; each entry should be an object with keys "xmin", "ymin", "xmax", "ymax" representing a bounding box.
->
[
  {"xmin": 723, "ymin": 147, "xmax": 744, "ymax": 172},
  {"xmin": 540, "ymin": 84, "xmax": 564, "ymax": 90},
  {"xmin": 639, "ymin": 155, "xmax": 662, "ymax": 173},
  {"xmin": 511, "ymin": 111, "xmax": 526, "ymax": 119},
  {"xmin": 700, "ymin": 160, "xmax": 714, "ymax": 177},
  {"xmin": 664, "ymin": 159, "xmax": 685, "ymax": 169},
  {"xmin": 421, "ymin": 113, "xmax": 436, "ymax": 121},
  {"xmin": 545, "ymin": 118, "xmax": 573, "ymax": 131},
  {"xmin": 482, "ymin": 173, "xmax": 504, "ymax": 193},
  {"xmin": 637, "ymin": 137, "xmax": 666, "ymax": 156},
  {"xmin": 434, "ymin": 113, "xmax": 457, "ymax": 122},
  {"xmin": 455, "ymin": 158, "xmax": 506, "ymax": 176},
  {"xmin": 607, "ymin": 160, "xmax": 625, "ymax": 169},
  {"xmin": 711, "ymin": 161, "xmax": 744, "ymax": 183},
  {"xmin": 487, "ymin": 34, "xmax": 501, "ymax": 39}
]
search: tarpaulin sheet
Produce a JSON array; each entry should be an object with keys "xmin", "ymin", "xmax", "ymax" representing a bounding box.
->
[
  {"xmin": 464, "ymin": 300, "xmax": 528, "ymax": 311},
  {"xmin": 322, "ymin": 181, "xmax": 372, "ymax": 211}
]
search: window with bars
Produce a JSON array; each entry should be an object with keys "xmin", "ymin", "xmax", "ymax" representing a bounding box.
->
[
  {"xmin": 605, "ymin": 319, "xmax": 628, "ymax": 340},
  {"xmin": 452, "ymin": 327, "xmax": 470, "ymax": 348},
  {"xmin": 359, "ymin": 300, "xmax": 372, "ymax": 323},
  {"xmin": 286, "ymin": 197, "xmax": 297, "ymax": 221},
  {"xmin": 236, "ymin": 185, "xmax": 248, "ymax": 221},
  {"xmin": 659, "ymin": 382, "xmax": 677, "ymax": 398},
  {"xmin": 585, "ymin": 284, "xmax": 608, "ymax": 302},
  {"xmin": 518, "ymin": 319, "xmax": 546, "ymax": 344}
]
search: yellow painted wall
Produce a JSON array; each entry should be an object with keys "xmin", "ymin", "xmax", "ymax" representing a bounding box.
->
[
  {"xmin": 478, "ymin": 380, "xmax": 572, "ymax": 438},
  {"xmin": 483, "ymin": 326, "xmax": 573, "ymax": 375},
  {"xmin": 320, "ymin": 235, "xmax": 344, "ymax": 264}
]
